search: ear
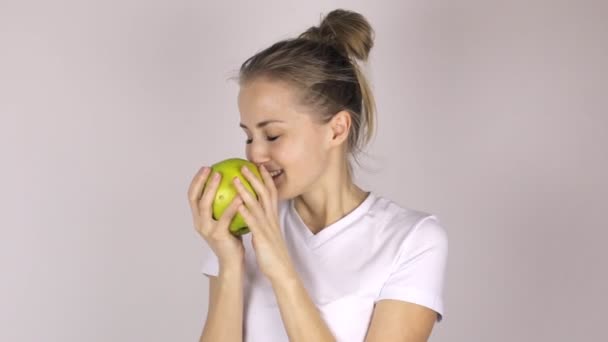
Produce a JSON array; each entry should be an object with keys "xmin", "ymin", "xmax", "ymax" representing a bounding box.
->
[{"xmin": 328, "ymin": 110, "xmax": 351, "ymax": 147}]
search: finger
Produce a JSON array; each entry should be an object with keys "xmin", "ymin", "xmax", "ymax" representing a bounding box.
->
[
  {"xmin": 233, "ymin": 176, "xmax": 265, "ymax": 222},
  {"xmin": 188, "ymin": 166, "xmax": 211, "ymax": 214},
  {"xmin": 187, "ymin": 166, "xmax": 210, "ymax": 203},
  {"xmin": 217, "ymin": 195, "xmax": 243, "ymax": 230},
  {"xmin": 258, "ymin": 165, "xmax": 278, "ymax": 216},
  {"xmin": 241, "ymin": 166, "xmax": 271, "ymax": 208},
  {"xmin": 200, "ymin": 171, "xmax": 221, "ymax": 223},
  {"xmin": 236, "ymin": 202, "xmax": 258, "ymax": 234},
  {"xmin": 241, "ymin": 165, "xmax": 272, "ymax": 213}
]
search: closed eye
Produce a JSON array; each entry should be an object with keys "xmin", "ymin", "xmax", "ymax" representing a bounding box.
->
[{"xmin": 245, "ymin": 136, "xmax": 280, "ymax": 144}]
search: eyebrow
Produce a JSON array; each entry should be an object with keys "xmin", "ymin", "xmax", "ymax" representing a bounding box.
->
[{"xmin": 239, "ymin": 119, "xmax": 285, "ymax": 129}]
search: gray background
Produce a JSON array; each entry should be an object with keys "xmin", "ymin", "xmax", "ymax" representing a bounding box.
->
[{"xmin": 1, "ymin": 0, "xmax": 606, "ymax": 341}]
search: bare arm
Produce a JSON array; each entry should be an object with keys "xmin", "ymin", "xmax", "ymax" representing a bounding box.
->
[{"xmin": 199, "ymin": 262, "xmax": 244, "ymax": 342}]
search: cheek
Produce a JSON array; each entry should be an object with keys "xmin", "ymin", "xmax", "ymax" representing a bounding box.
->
[
  {"xmin": 284, "ymin": 136, "xmax": 326, "ymax": 169},
  {"xmin": 272, "ymin": 140, "xmax": 294, "ymax": 164}
]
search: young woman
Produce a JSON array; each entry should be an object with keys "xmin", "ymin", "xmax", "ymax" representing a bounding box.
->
[{"xmin": 188, "ymin": 9, "xmax": 448, "ymax": 342}]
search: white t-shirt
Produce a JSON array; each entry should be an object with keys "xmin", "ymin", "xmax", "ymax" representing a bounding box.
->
[{"xmin": 199, "ymin": 191, "xmax": 448, "ymax": 342}]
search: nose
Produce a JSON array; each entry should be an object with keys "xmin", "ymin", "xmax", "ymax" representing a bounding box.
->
[{"xmin": 246, "ymin": 140, "xmax": 270, "ymax": 168}]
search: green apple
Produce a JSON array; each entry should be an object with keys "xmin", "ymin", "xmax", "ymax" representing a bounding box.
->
[{"xmin": 205, "ymin": 158, "xmax": 262, "ymax": 236}]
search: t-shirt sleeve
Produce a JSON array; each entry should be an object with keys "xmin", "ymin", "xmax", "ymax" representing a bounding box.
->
[
  {"xmin": 375, "ymin": 215, "xmax": 449, "ymax": 322},
  {"xmin": 200, "ymin": 238, "xmax": 220, "ymax": 277}
]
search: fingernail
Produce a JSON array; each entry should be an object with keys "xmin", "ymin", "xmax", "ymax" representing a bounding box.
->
[
  {"xmin": 214, "ymin": 172, "xmax": 220, "ymax": 180},
  {"xmin": 233, "ymin": 177, "xmax": 241, "ymax": 184},
  {"xmin": 241, "ymin": 166, "xmax": 249, "ymax": 173}
]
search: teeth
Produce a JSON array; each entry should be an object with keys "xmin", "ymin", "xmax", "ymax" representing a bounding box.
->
[{"xmin": 269, "ymin": 169, "xmax": 283, "ymax": 177}]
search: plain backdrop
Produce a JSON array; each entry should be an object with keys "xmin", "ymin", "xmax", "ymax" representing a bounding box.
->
[{"xmin": 1, "ymin": 0, "xmax": 607, "ymax": 341}]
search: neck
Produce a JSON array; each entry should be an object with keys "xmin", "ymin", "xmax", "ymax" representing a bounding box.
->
[{"xmin": 293, "ymin": 171, "xmax": 369, "ymax": 235}]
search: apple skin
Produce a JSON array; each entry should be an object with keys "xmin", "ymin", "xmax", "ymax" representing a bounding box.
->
[{"xmin": 205, "ymin": 158, "xmax": 262, "ymax": 236}]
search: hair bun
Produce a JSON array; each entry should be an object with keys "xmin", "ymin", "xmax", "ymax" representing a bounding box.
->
[{"xmin": 299, "ymin": 9, "xmax": 374, "ymax": 62}]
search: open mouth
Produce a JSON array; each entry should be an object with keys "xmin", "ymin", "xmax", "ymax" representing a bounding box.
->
[{"xmin": 269, "ymin": 169, "xmax": 284, "ymax": 181}]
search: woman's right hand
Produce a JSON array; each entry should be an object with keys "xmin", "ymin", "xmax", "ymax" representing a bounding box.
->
[{"xmin": 188, "ymin": 166, "xmax": 245, "ymax": 266}]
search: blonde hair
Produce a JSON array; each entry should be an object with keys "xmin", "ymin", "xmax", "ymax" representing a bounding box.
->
[{"xmin": 231, "ymin": 9, "xmax": 377, "ymax": 179}]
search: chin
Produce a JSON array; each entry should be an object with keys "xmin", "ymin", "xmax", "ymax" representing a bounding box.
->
[{"xmin": 276, "ymin": 186, "xmax": 298, "ymax": 202}]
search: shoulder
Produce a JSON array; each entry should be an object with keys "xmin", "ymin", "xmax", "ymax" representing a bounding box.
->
[
  {"xmin": 370, "ymin": 194, "xmax": 445, "ymax": 233},
  {"xmin": 370, "ymin": 195, "xmax": 449, "ymax": 322},
  {"xmin": 369, "ymin": 193, "xmax": 448, "ymax": 248}
]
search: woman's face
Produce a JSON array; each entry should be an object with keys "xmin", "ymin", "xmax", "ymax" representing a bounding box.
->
[{"xmin": 237, "ymin": 78, "xmax": 331, "ymax": 200}]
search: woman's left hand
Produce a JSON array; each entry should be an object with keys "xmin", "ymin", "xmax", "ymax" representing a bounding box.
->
[{"xmin": 232, "ymin": 165, "xmax": 297, "ymax": 283}]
